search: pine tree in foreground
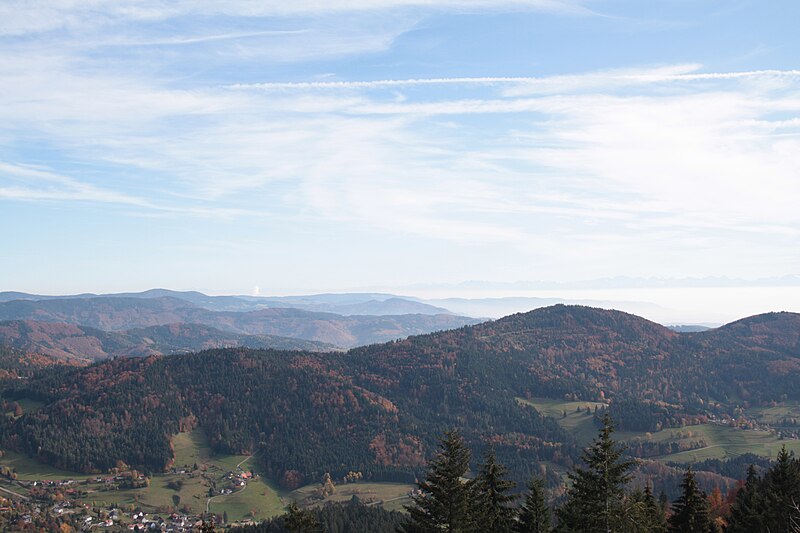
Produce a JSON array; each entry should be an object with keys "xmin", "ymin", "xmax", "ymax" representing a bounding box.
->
[
  {"xmin": 400, "ymin": 430, "xmax": 474, "ymax": 533},
  {"xmin": 471, "ymin": 447, "xmax": 518, "ymax": 532},
  {"xmin": 283, "ymin": 503, "xmax": 323, "ymax": 533},
  {"xmin": 516, "ymin": 476, "xmax": 551, "ymax": 533},
  {"xmin": 764, "ymin": 445, "xmax": 800, "ymax": 533},
  {"xmin": 622, "ymin": 484, "xmax": 667, "ymax": 533},
  {"xmin": 726, "ymin": 464, "xmax": 765, "ymax": 533},
  {"xmin": 667, "ymin": 467, "xmax": 710, "ymax": 533},
  {"xmin": 555, "ymin": 413, "xmax": 635, "ymax": 533}
]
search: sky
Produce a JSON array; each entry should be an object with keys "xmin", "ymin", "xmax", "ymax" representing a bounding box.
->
[{"xmin": 2, "ymin": 0, "xmax": 800, "ymax": 315}]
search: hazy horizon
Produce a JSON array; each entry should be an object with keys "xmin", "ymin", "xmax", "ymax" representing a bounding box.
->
[
  {"xmin": 5, "ymin": 280, "xmax": 800, "ymax": 326},
  {"xmin": 2, "ymin": 1, "xmax": 798, "ymax": 321}
]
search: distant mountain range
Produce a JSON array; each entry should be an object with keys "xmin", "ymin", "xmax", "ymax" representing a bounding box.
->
[
  {"xmin": 0, "ymin": 320, "xmax": 337, "ymax": 362},
  {"xmin": 0, "ymin": 289, "xmax": 452, "ymax": 316},
  {"xmin": 0, "ymin": 292, "xmax": 480, "ymax": 353},
  {"xmin": 0, "ymin": 287, "xmax": 671, "ymax": 321}
]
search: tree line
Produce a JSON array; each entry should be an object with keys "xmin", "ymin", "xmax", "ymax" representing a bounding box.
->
[
  {"xmin": 244, "ymin": 414, "xmax": 800, "ymax": 533},
  {"xmin": 400, "ymin": 414, "xmax": 800, "ymax": 533}
]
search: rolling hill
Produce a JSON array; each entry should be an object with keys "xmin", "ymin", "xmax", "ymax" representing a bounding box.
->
[
  {"xmin": 0, "ymin": 320, "xmax": 337, "ymax": 363},
  {"xmin": 1, "ymin": 305, "xmax": 798, "ymax": 489},
  {"xmin": 0, "ymin": 296, "xmax": 479, "ymax": 348},
  {"xmin": 0, "ymin": 345, "xmax": 73, "ymax": 379},
  {"xmin": 0, "ymin": 290, "xmax": 453, "ymax": 316}
]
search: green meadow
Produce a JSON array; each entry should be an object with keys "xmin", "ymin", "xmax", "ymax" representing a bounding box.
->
[{"xmin": 520, "ymin": 397, "xmax": 800, "ymax": 464}]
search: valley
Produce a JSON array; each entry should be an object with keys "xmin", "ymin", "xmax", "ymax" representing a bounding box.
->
[{"xmin": 0, "ymin": 427, "xmax": 414, "ymax": 527}]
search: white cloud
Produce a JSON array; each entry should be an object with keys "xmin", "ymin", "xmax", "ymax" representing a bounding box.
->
[
  {"xmin": 1, "ymin": 8, "xmax": 799, "ymax": 281},
  {"xmin": 0, "ymin": 0, "xmax": 591, "ymax": 36}
]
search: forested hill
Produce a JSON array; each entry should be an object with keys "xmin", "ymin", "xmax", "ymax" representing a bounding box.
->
[
  {"xmin": 0, "ymin": 320, "xmax": 337, "ymax": 363},
  {"xmin": 350, "ymin": 305, "xmax": 800, "ymax": 407},
  {"xmin": 1, "ymin": 305, "xmax": 799, "ymax": 488},
  {"xmin": 0, "ymin": 345, "xmax": 74, "ymax": 379}
]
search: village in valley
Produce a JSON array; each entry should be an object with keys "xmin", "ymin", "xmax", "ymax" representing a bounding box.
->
[{"xmin": 0, "ymin": 428, "xmax": 416, "ymax": 531}]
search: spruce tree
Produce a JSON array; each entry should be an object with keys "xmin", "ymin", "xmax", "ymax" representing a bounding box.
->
[
  {"xmin": 283, "ymin": 503, "xmax": 323, "ymax": 533},
  {"xmin": 667, "ymin": 467, "xmax": 710, "ymax": 533},
  {"xmin": 400, "ymin": 430, "xmax": 474, "ymax": 533},
  {"xmin": 471, "ymin": 447, "xmax": 518, "ymax": 532},
  {"xmin": 763, "ymin": 445, "xmax": 800, "ymax": 533},
  {"xmin": 517, "ymin": 476, "xmax": 551, "ymax": 533},
  {"xmin": 726, "ymin": 464, "xmax": 765, "ymax": 533},
  {"xmin": 555, "ymin": 413, "xmax": 635, "ymax": 533},
  {"xmin": 623, "ymin": 485, "xmax": 667, "ymax": 533}
]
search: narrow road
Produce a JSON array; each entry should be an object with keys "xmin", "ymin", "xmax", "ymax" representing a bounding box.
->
[
  {"xmin": 236, "ymin": 455, "xmax": 252, "ymax": 471},
  {"xmin": 206, "ymin": 455, "xmax": 253, "ymax": 513},
  {"xmin": 0, "ymin": 483, "xmax": 29, "ymax": 501}
]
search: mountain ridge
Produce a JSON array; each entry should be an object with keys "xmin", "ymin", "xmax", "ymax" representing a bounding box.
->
[
  {"xmin": 2, "ymin": 305, "xmax": 798, "ymax": 482},
  {"xmin": 0, "ymin": 296, "xmax": 480, "ymax": 348},
  {"xmin": 0, "ymin": 320, "xmax": 338, "ymax": 362}
]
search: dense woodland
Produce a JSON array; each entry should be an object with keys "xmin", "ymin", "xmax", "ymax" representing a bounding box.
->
[
  {"xmin": 0, "ymin": 306, "xmax": 799, "ymax": 493},
  {"xmin": 0, "ymin": 345, "xmax": 68, "ymax": 379},
  {"xmin": 232, "ymin": 420, "xmax": 800, "ymax": 533},
  {"xmin": 229, "ymin": 500, "xmax": 406, "ymax": 533}
]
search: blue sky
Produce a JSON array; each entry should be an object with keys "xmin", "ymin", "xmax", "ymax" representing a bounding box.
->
[{"xmin": 1, "ymin": 0, "xmax": 799, "ymax": 299}]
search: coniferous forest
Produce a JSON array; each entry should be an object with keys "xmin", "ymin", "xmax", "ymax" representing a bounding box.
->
[{"xmin": 233, "ymin": 417, "xmax": 800, "ymax": 533}]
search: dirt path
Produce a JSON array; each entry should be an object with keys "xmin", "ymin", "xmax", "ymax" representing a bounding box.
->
[
  {"xmin": 0, "ymin": 483, "xmax": 29, "ymax": 501},
  {"xmin": 206, "ymin": 455, "xmax": 253, "ymax": 513}
]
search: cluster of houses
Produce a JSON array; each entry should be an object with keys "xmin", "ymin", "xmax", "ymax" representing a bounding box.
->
[
  {"xmin": 225, "ymin": 470, "xmax": 253, "ymax": 489},
  {"xmin": 80, "ymin": 506, "xmax": 215, "ymax": 531},
  {"xmin": 124, "ymin": 511, "xmax": 209, "ymax": 531}
]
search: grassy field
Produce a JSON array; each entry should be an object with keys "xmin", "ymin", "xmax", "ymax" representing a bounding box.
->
[
  {"xmin": 172, "ymin": 429, "xmax": 212, "ymax": 468},
  {"xmin": 209, "ymin": 477, "xmax": 284, "ymax": 522},
  {"xmin": 15, "ymin": 398, "xmax": 45, "ymax": 415},
  {"xmin": 0, "ymin": 450, "xmax": 94, "ymax": 481},
  {"xmin": 650, "ymin": 425, "xmax": 800, "ymax": 463},
  {"xmin": 290, "ymin": 481, "xmax": 415, "ymax": 513},
  {"xmin": 163, "ymin": 428, "xmax": 283, "ymax": 520},
  {"xmin": 747, "ymin": 402, "xmax": 800, "ymax": 427},
  {"xmin": 517, "ymin": 397, "xmax": 606, "ymax": 445},
  {"xmin": 520, "ymin": 397, "xmax": 800, "ymax": 465}
]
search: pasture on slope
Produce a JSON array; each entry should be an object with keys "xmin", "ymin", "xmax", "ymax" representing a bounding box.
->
[{"xmin": 520, "ymin": 397, "xmax": 800, "ymax": 463}]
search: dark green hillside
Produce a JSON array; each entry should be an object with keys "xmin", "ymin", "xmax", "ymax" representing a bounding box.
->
[
  {"xmin": 1, "ymin": 305, "xmax": 799, "ymax": 490},
  {"xmin": 0, "ymin": 347, "xmax": 568, "ymax": 483}
]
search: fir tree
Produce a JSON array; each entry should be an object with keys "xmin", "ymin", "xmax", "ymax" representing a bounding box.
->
[
  {"xmin": 283, "ymin": 503, "xmax": 323, "ymax": 533},
  {"xmin": 555, "ymin": 413, "xmax": 635, "ymax": 533},
  {"xmin": 623, "ymin": 485, "xmax": 667, "ymax": 533},
  {"xmin": 667, "ymin": 467, "xmax": 710, "ymax": 533},
  {"xmin": 517, "ymin": 476, "xmax": 551, "ymax": 533},
  {"xmin": 726, "ymin": 464, "xmax": 765, "ymax": 533},
  {"xmin": 471, "ymin": 447, "xmax": 518, "ymax": 532},
  {"xmin": 763, "ymin": 445, "xmax": 800, "ymax": 533},
  {"xmin": 400, "ymin": 430, "xmax": 474, "ymax": 533}
]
